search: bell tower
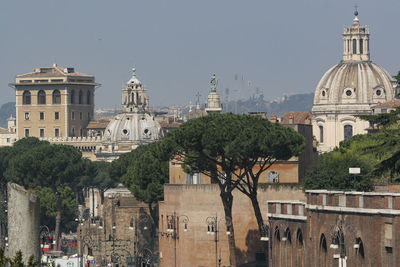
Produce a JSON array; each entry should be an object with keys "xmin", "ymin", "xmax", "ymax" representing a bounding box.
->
[{"xmin": 342, "ymin": 10, "xmax": 370, "ymax": 62}]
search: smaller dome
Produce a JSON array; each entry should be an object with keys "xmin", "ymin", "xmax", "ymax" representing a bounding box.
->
[{"xmin": 104, "ymin": 112, "xmax": 163, "ymax": 144}]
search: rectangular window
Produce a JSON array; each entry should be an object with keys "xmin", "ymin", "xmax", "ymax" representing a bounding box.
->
[
  {"xmin": 55, "ymin": 112, "xmax": 59, "ymax": 120},
  {"xmin": 25, "ymin": 129, "xmax": 30, "ymax": 137},
  {"xmin": 24, "ymin": 112, "xmax": 30, "ymax": 120},
  {"xmin": 40, "ymin": 112, "xmax": 44, "ymax": 120},
  {"xmin": 72, "ymin": 111, "xmax": 75, "ymax": 120},
  {"xmin": 79, "ymin": 112, "xmax": 82, "ymax": 120},
  {"xmin": 55, "ymin": 128, "xmax": 59, "ymax": 137},
  {"xmin": 6, "ymin": 138, "xmax": 10, "ymax": 143},
  {"xmin": 359, "ymin": 39, "xmax": 363, "ymax": 54},
  {"xmin": 382, "ymin": 109, "xmax": 387, "ymax": 113},
  {"xmin": 40, "ymin": 128, "xmax": 45, "ymax": 138},
  {"xmin": 88, "ymin": 112, "xmax": 90, "ymax": 121},
  {"xmin": 185, "ymin": 173, "xmax": 201, "ymax": 184}
]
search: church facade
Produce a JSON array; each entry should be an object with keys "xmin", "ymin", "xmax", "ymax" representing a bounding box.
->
[{"xmin": 312, "ymin": 11, "xmax": 397, "ymax": 152}]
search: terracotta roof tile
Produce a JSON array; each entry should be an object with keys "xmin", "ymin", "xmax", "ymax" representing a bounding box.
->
[
  {"xmin": 280, "ymin": 111, "xmax": 311, "ymax": 124},
  {"xmin": 373, "ymin": 99, "xmax": 400, "ymax": 109}
]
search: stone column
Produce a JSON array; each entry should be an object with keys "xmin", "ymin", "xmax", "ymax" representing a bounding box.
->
[{"xmin": 7, "ymin": 183, "xmax": 40, "ymax": 263}]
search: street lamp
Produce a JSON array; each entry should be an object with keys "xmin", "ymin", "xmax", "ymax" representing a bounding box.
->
[
  {"xmin": 160, "ymin": 212, "xmax": 189, "ymax": 267},
  {"xmin": 132, "ymin": 212, "xmax": 153, "ymax": 267},
  {"xmin": 39, "ymin": 225, "xmax": 50, "ymax": 266},
  {"xmin": 205, "ymin": 215, "xmax": 231, "ymax": 267}
]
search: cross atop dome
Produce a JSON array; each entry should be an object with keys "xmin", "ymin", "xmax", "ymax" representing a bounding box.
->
[{"xmin": 353, "ymin": 4, "xmax": 359, "ymax": 25}]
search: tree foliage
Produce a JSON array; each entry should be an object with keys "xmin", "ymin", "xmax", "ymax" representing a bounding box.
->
[
  {"xmin": 163, "ymin": 113, "xmax": 305, "ymax": 265},
  {"xmin": 303, "ymin": 150, "xmax": 373, "ymax": 191},
  {"xmin": 111, "ymin": 142, "xmax": 169, "ymax": 227},
  {"xmin": 357, "ymin": 107, "xmax": 400, "ymax": 182}
]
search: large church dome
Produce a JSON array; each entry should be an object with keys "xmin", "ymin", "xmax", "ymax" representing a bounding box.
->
[
  {"xmin": 312, "ymin": 11, "xmax": 397, "ymax": 153},
  {"xmin": 313, "ymin": 61, "xmax": 395, "ymax": 106}
]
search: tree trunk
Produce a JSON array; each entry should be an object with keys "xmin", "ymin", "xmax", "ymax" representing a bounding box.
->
[
  {"xmin": 148, "ymin": 203, "xmax": 159, "ymax": 265},
  {"xmin": 220, "ymin": 190, "xmax": 237, "ymax": 267},
  {"xmin": 250, "ymin": 193, "xmax": 269, "ymax": 265},
  {"xmin": 55, "ymin": 192, "xmax": 62, "ymax": 251}
]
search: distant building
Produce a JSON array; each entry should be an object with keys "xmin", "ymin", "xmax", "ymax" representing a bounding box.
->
[
  {"xmin": 312, "ymin": 11, "xmax": 397, "ymax": 152},
  {"xmin": 10, "ymin": 64, "xmax": 99, "ymax": 139}
]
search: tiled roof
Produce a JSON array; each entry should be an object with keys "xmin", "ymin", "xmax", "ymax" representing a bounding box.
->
[
  {"xmin": 17, "ymin": 65, "xmax": 93, "ymax": 78},
  {"xmin": 86, "ymin": 119, "xmax": 110, "ymax": 129},
  {"xmin": 373, "ymin": 99, "xmax": 400, "ymax": 108},
  {"xmin": 0, "ymin": 128, "xmax": 10, "ymax": 134},
  {"xmin": 159, "ymin": 120, "xmax": 182, "ymax": 129},
  {"xmin": 280, "ymin": 111, "xmax": 311, "ymax": 124}
]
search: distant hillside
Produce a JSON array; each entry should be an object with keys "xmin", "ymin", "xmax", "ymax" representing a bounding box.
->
[
  {"xmin": 0, "ymin": 102, "xmax": 16, "ymax": 128},
  {"xmin": 223, "ymin": 92, "xmax": 314, "ymax": 116}
]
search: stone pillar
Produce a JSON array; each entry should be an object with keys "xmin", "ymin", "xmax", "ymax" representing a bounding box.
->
[{"xmin": 7, "ymin": 183, "xmax": 40, "ymax": 263}]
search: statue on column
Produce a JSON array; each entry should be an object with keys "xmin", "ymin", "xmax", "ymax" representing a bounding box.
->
[{"xmin": 210, "ymin": 74, "xmax": 218, "ymax": 92}]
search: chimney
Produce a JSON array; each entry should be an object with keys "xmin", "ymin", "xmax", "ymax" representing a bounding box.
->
[{"xmin": 288, "ymin": 113, "xmax": 294, "ymax": 124}]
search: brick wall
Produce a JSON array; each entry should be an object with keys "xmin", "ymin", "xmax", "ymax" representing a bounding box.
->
[{"xmin": 159, "ymin": 184, "xmax": 305, "ymax": 267}]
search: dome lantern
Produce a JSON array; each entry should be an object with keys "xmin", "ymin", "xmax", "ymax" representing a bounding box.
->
[{"xmin": 343, "ymin": 10, "xmax": 370, "ymax": 62}]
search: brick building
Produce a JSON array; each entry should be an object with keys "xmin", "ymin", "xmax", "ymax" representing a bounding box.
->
[
  {"xmin": 158, "ymin": 184, "xmax": 306, "ymax": 267},
  {"xmin": 268, "ymin": 190, "xmax": 400, "ymax": 267},
  {"xmin": 79, "ymin": 186, "xmax": 155, "ymax": 267}
]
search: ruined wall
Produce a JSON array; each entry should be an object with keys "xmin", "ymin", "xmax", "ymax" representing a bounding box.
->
[
  {"xmin": 159, "ymin": 184, "xmax": 306, "ymax": 267},
  {"xmin": 7, "ymin": 183, "xmax": 40, "ymax": 263}
]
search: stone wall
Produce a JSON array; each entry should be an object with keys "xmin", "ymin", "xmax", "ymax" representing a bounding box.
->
[
  {"xmin": 159, "ymin": 184, "xmax": 306, "ymax": 267},
  {"xmin": 7, "ymin": 183, "xmax": 40, "ymax": 263}
]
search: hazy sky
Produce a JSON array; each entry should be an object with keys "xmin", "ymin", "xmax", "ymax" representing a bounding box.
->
[{"xmin": 1, "ymin": 0, "xmax": 399, "ymax": 108}]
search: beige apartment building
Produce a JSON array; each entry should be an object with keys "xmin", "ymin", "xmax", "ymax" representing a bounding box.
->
[{"xmin": 10, "ymin": 64, "xmax": 100, "ymax": 139}]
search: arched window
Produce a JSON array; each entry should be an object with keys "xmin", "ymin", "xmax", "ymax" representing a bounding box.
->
[
  {"xmin": 23, "ymin": 91, "xmax": 31, "ymax": 105},
  {"xmin": 70, "ymin": 90, "xmax": 75, "ymax": 104},
  {"xmin": 38, "ymin": 90, "xmax": 46, "ymax": 104},
  {"xmin": 87, "ymin": 91, "xmax": 91, "ymax": 105},
  {"xmin": 295, "ymin": 229, "xmax": 304, "ymax": 267},
  {"xmin": 359, "ymin": 39, "xmax": 363, "ymax": 54},
  {"xmin": 52, "ymin": 90, "xmax": 61, "ymax": 104},
  {"xmin": 284, "ymin": 228, "xmax": 291, "ymax": 243},
  {"xmin": 273, "ymin": 227, "xmax": 281, "ymax": 267},
  {"xmin": 79, "ymin": 90, "xmax": 83, "ymax": 104},
  {"xmin": 344, "ymin": 125, "xmax": 353, "ymax": 140},
  {"xmin": 353, "ymin": 39, "xmax": 357, "ymax": 54},
  {"xmin": 319, "ymin": 125, "xmax": 324, "ymax": 143},
  {"xmin": 355, "ymin": 237, "xmax": 365, "ymax": 265},
  {"xmin": 319, "ymin": 234, "xmax": 328, "ymax": 267}
]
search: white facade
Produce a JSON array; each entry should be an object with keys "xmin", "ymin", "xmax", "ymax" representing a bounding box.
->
[{"xmin": 312, "ymin": 12, "xmax": 396, "ymax": 152}]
